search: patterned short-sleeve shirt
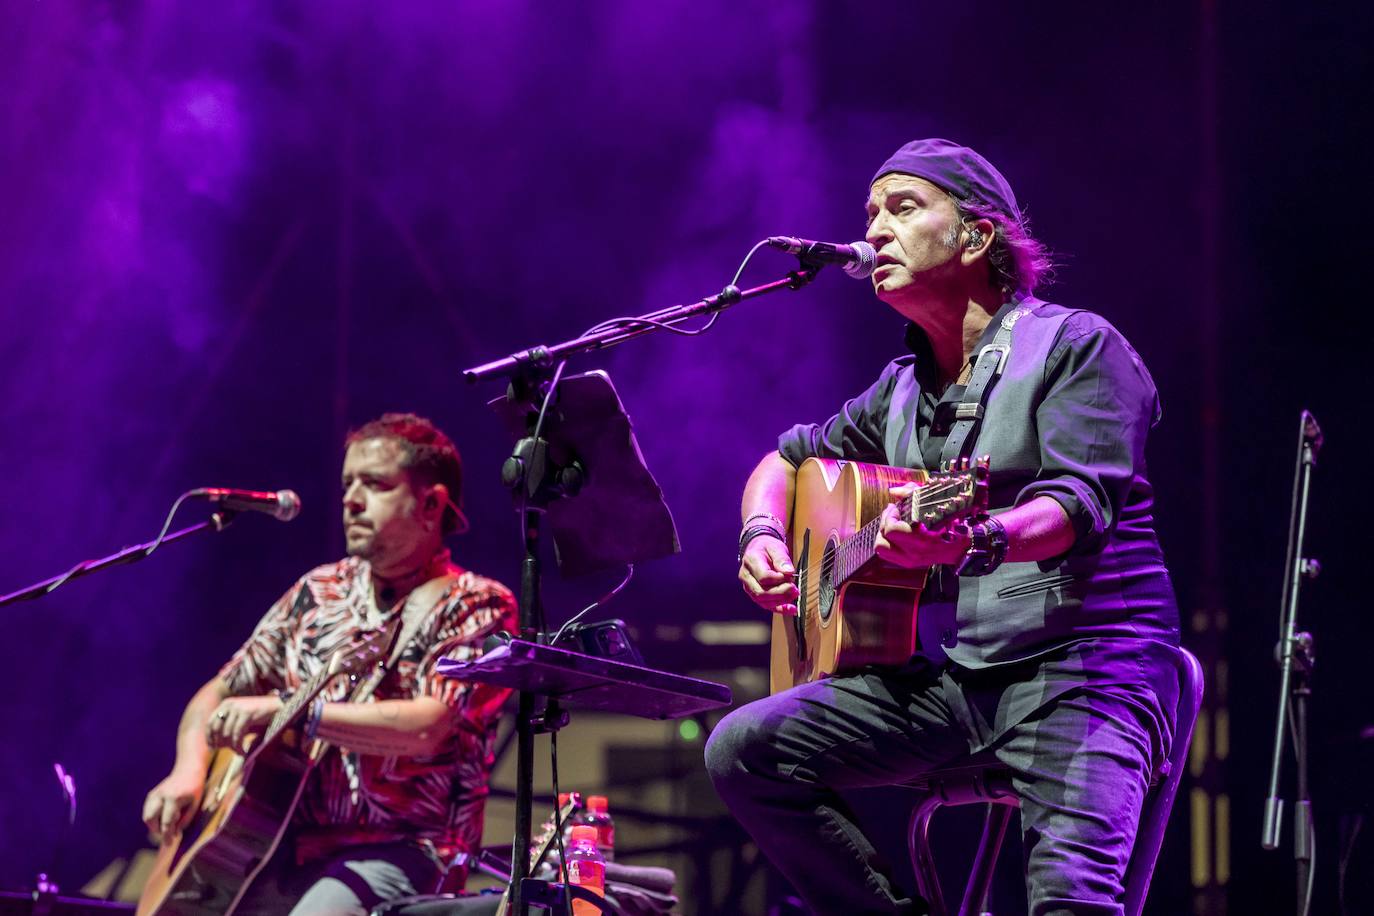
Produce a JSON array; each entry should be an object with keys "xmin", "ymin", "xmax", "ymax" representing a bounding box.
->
[{"xmin": 218, "ymin": 552, "xmax": 516, "ymax": 853}]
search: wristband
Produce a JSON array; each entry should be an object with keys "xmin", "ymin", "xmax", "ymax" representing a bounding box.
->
[
  {"xmin": 304, "ymin": 697, "xmax": 326, "ymax": 742},
  {"xmin": 956, "ymin": 516, "xmax": 1008, "ymax": 577},
  {"xmin": 737, "ymin": 524, "xmax": 786, "ymax": 564}
]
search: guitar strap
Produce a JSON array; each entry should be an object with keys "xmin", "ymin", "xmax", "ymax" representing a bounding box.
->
[
  {"xmin": 937, "ymin": 305, "xmax": 1030, "ymax": 466},
  {"xmin": 337, "ymin": 572, "xmax": 459, "ymax": 802},
  {"xmin": 349, "ymin": 573, "xmax": 458, "ymax": 705}
]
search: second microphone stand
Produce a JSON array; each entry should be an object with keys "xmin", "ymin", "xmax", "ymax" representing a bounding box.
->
[{"xmin": 1262, "ymin": 410, "xmax": 1324, "ymax": 916}]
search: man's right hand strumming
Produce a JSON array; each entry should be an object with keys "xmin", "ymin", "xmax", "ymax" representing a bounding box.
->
[
  {"xmin": 738, "ymin": 452, "xmax": 801, "ymax": 616},
  {"xmin": 738, "ymin": 534, "xmax": 799, "ymax": 616},
  {"xmin": 142, "ymin": 768, "xmax": 204, "ymax": 843}
]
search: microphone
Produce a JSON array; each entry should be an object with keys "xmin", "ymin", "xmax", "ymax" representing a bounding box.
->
[
  {"xmin": 766, "ymin": 237, "xmax": 877, "ymax": 279},
  {"xmin": 188, "ymin": 487, "xmax": 302, "ymax": 522}
]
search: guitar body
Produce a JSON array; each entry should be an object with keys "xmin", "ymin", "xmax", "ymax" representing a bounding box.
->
[
  {"xmin": 137, "ymin": 738, "xmax": 314, "ymax": 916},
  {"xmin": 137, "ymin": 620, "xmax": 397, "ymax": 915},
  {"xmin": 770, "ymin": 458, "xmax": 934, "ymax": 694}
]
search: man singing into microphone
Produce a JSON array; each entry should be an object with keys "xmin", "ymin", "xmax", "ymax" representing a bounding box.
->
[
  {"xmin": 705, "ymin": 139, "xmax": 1181, "ymax": 915},
  {"xmin": 141, "ymin": 413, "xmax": 516, "ymax": 914}
]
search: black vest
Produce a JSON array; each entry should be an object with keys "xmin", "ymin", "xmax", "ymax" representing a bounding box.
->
[{"xmin": 880, "ymin": 300, "xmax": 1180, "ymax": 668}]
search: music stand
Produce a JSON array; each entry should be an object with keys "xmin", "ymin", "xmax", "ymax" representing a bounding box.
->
[
  {"xmin": 479, "ymin": 367, "xmax": 717, "ymax": 914},
  {"xmin": 437, "ymin": 639, "xmax": 731, "ymax": 719},
  {"xmin": 463, "ymin": 255, "xmax": 824, "ymax": 913},
  {"xmin": 488, "ymin": 370, "xmax": 680, "ymax": 578}
]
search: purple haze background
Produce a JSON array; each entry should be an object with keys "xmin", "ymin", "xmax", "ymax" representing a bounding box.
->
[{"xmin": 2, "ymin": 1, "xmax": 1371, "ymax": 912}]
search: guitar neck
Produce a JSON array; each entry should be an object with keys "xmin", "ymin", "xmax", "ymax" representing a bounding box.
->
[
  {"xmin": 258, "ymin": 615, "xmax": 402, "ymax": 751},
  {"xmin": 259, "ymin": 664, "xmax": 341, "ymax": 749},
  {"xmin": 831, "ymin": 473, "xmax": 978, "ymax": 584}
]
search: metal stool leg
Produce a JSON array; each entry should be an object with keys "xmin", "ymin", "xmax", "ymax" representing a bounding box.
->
[
  {"xmin": 960, "ymin": 802, "xmax": 1014, "ymax": 916},
  {"xmin": 910, "ymin": 794, "xmax": 1017, "ymax": 916},
  {"xmin": 909, "ymin": 793, "xmax": 949, "ymax": 916}
]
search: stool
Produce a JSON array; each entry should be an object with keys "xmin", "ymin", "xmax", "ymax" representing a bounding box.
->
[{"xmin": 906, "ymin": 646, "xmax": 1205, "ymax": 916}]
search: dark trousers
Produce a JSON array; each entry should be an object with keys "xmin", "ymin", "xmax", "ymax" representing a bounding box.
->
[{"xmin": 704, "ymin": 641, "xmax": 1178, "ymax": 916}]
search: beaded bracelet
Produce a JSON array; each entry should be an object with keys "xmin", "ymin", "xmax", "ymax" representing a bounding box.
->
[{"xmin": 743, "ymin": 511, "xmax": 787, "ymax": 532}]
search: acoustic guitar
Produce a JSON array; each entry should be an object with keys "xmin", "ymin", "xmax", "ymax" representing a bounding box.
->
[
  {"xmin": 136, "ymin": 622, "xmax": 398, "ymax": 915},
  {"xmin": 769, "ymin": 457, "xmax": 988, "ymax": 694}
]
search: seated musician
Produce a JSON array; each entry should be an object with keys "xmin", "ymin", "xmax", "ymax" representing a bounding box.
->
[
  {"xmin": 705, "ymin": 139, "xmax": 1181, "ymax": 915},
  {"xmin": 141, "ymin": 413, "xmax": 517, "ymax": 915}
]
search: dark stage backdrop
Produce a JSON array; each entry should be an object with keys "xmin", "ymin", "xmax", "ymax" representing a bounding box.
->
[{"xmin": 1, "ymin": 2, "xmax": 1368, "ymax": 913}]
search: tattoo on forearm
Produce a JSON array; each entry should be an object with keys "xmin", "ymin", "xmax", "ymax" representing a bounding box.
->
[{"xmin": 320, "ymin": 723, "xmax": 422, "ymax": 756}]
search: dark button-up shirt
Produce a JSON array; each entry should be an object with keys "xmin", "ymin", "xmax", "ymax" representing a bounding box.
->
[
  {"xmin": 777, "ymin": 297, "xmax": 1179, "ymax": 668},
  {"xmin": 780, "ymin": 299, "xmax": 1162, "ymax": 554}
]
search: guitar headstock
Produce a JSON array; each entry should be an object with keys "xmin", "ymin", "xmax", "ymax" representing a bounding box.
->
[
  {"xmin": 907, "ymin": 455, "xmax": 990, "ymax": 527},
  {"xmin": 496, "ymin": 798, "xmax": 582, "ymax": 914}
]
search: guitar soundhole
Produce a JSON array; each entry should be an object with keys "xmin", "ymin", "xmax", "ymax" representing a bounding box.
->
[{"xmin": 818, "ymin": 538, "xmax": 837, "ymax": 624}]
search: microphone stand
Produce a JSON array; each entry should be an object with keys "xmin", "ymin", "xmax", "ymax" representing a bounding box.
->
[
  {"xmin": 465, "ymin": 263, "xmax": 822, "ymax": 382},
  {"xmin": 0, "ymin": 511, "xmax": 238, "ymax": 608},
  {"xmin": 1261, "ymin": 410, "xmax": 1324, "ymax": 916},
  {"xmin": 467, "ymin": 258, "xmax": 825, "ymax": 915}
]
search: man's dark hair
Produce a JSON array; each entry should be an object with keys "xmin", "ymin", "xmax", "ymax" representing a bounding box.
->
[
  {"xmin": 345, "ymin": 412, "xmax": 464, "ymax": 534},
  {"xmin": 955, "ymin": 198, "xmax": 1056, "ymax": 294}
]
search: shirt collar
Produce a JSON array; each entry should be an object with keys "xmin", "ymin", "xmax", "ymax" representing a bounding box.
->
[{"xmin": 359, "ymin": 547, "xmax": 458, "ymax": 616}]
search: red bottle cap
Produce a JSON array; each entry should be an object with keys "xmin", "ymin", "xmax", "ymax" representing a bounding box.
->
[
  {"xmin": 586, "ymin": 795, "xmax": 609, "ymax": 813},
  {"xmin": 558, "ymin": 791, "xmax": 582, "ymax": 807},
  {"xmin": 570, "ymin": 825, "xmax": 599, "ymax": 844}
]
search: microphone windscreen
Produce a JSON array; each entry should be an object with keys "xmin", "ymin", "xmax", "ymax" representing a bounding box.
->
[
  {"xmin": 274, "ymin": 490, "xmax": 302, "ymax": 521},
  {"xmin": 843, "ymin": 241, "xmax": 878, "ymax": 279}
]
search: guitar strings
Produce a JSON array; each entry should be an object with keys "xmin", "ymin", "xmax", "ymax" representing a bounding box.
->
[{"xmin": 795, "ymin": 477, "xmax": 975, "ymax": 606}]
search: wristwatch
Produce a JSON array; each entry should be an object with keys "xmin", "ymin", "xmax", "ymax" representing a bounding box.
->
[{"xmin": 956, "ymin": 516, "xmax": 1008, "ymax": 577}]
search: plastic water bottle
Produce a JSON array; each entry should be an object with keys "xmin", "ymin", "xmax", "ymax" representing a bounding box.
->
[
  {"xmin": 584, "ymin": 795, "xmax": 616, "ymax": 862},
  {"xmin": 563, "ymin": 825, "xmax": 606, "ymax": 915}
]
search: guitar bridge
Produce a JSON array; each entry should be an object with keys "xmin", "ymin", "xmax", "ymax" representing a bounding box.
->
[{"xmin": 794, "ymin": 529, "xmax": 811, "ymax": 662}]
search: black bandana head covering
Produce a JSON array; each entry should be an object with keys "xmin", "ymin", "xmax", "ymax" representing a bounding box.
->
[{"xmin": 872, "ymin": 138, "xmax": 1020, "ymax": 223}]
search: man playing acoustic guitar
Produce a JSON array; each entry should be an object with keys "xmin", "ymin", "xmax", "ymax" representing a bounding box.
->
[
  {"xmin": 706, "ymin": 140, "xmax": 1181, "ymax": 915},
  {"xmin": 141, "ymin": 413, "xmax": 516, "ymax": 915}
]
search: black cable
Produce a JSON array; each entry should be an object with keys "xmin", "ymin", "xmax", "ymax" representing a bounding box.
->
[
  {"xmin": 35, "ymin": 491, "xmax": 194, "ymax": 599},
  {"xmin": 552, "ymin": 564, "xmax": 635, "ymax": 647},
  {"xmin": 1287, "ymin": 699, "xmax": 1317, "ymax": 916},
  {"xmin": 576, "ymin": 238, "xmax": 771, "ymax": 342},
  {"xmin": 517, "ymin": 357, "xmax": 570, "ymax": 634},
  {"xmin": 549, "ymin": 726, "xmax": 573, "ymax": 916}
]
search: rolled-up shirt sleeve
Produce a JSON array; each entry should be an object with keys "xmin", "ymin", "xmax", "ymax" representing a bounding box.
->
[
  {"xmin": 777, "ymin": 358, "xmax": 909, "ymax": 467},
  {"xmin": 1015, "ymin": 316, "xmax": 1161, "ymax": 551}
]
